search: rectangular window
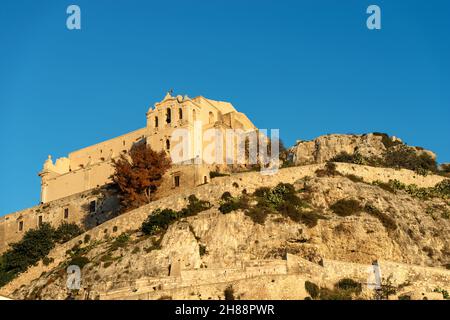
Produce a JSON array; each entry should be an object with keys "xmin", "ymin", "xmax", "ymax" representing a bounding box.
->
[
  {"xmin": 64, "ymin": 208, "xmax": 69, "ymax": 219},
  {"xmin": 89, "ymin": 200, "xmax": 96, "ymax": 213},
  {"xmin": 19, "ymin": 221, "xmax": 24, "ymax": 232},
  {"xmin": 38, "ymin": 216, "xmax": 43, "ymax": 226},
  {"xmin": 174, "ymin": 176, "xmax": 180, "ymax": 187}
]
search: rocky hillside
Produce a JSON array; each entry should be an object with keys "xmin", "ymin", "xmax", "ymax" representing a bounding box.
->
[
  {"xmin": 289, "ymin": 133, "xmax": 437, "ymax": 167},
  {"xmin": 3, "ymin": 163, "xmax": 449, "ymax": 300}
]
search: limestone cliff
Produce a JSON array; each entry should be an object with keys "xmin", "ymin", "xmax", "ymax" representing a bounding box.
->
[
  {"xmin": 4, "ymin": 163, "xmax": 449, "ymax": 300},
  {"xmin": 289, "ymin": 133, "xmax": 436, "ymax": 165}
]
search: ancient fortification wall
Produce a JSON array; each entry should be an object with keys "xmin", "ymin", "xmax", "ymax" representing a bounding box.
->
[
  {"xmin": 0, "ymin": 188, "xmax": 120, "ymax": 255},
  {"xmin": 96, "ymin": 254, "xmax": 449, "ymax": 300}
]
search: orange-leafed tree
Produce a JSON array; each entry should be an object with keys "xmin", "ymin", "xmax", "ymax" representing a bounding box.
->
[{"xmin": 111, "ymin": 143, "xmax": 171, "ymax": 211}]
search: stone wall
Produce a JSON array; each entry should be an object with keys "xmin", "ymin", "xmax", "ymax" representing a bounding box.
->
[
  {"xmin": 0, "ymin": 187, "xmax": 119, "ymax": 255},
  {"xmin": 97, "ymin": 255, "xmax": 449, "ymax": 300},
  {"xmin": 286, "ymin": 254, "xmax": 450, "ymax": 291},
  {"xmin": 335, "ymin": 163, "xmax": 445, "ymax": 187},
  {"xmin": 0, "ymin": 163, "xmax": 211, "ymax": 255}
]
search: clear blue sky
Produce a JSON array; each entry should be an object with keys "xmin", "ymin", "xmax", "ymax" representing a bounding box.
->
[{"xmin": 0, "ymin": 0, "xmax": 449, "ymax": 215}]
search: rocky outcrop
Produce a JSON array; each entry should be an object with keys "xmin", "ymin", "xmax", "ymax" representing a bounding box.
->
[
  {"xmin": 289, "ymin": 133, "xmax": 436, "ymax": 165},
  {"xmin": 6, "ymin": 164, "xmax": 449, "ymax": 300}
]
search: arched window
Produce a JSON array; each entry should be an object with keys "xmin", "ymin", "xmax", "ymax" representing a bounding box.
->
[
  {"xmin": 209, "ymin": 111, "xmax": 214, "ymax": 124},
  {"xmin": 166, "ymin": 139, "xmax": 170, "ymax": 150},
  {"xmin": 179, "ymin": 108, "xmax": 183, "ymax": 120},
  {"xmin": 193, "ymin": 109, "xmax": 197, "ymax": 121},
  {"xmin": 155, "ymin": 116, "xmax": 159, "ymax": 128},
  {"xmin": 166, "ymin": 108, "xmax": 171, "ymax": 124}
]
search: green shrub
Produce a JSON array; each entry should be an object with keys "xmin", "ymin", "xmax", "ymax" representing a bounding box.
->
[
  {"xmin": 316, "ymin": 278, "xmax": 362, "ymax": 300},
  {"xmin": 254, "ymin": 183, "xmax": 298, "ymax": 208},
  {"xmin": 330, "ymin": 199, "xmax": 362, "ymax": 217},
  {"xmin": 304, "ymin": 281, "xmax": 319, "ymax": 299},
  {"xmin": 221, "ymin": 192, "xmax": 232, "ymax": 201},
  {"xmin": 384, "ymin": 145, "xmax": 437, "ymax": 174},
  {"xmin": 374, "ymin": 276, "xmax": 397, "ymax": 300},
  {"xmin": 219, "ymin": 194, "xmax": 249, "ymax": 214},
  {"xmin": 335, "ymin": 278, "xmax": 362, "ymax": 295},
  {"xmin": 330, "ymin": 152, "xmax": 365, "ymax": 165},
  {"xmin": 246, "ymin": 183, "xmax": 322, "ymax": 227},
  {"xmin": 315, "ymin": 162, "xmax": 339, "ymax": 177},
  {"xmin": 54, "ymin": 223, "xmax": 83, "ymax": 244},
  {"xmin": 219, "ymin": 200, "xmax": 238, "ymax": 214},
  {"xmin": 180, "ymin": 195, "xmax": 211, "ymax": 216},
  {"xmin": 84, "ymin": 234, "xmax": 91, "ymax": 244},
  {"xmin": 224, "ymin": 285, "xmax": 235, "ymax": 300},
  {"xmin": 253, "ymin": 187, "xmax": 273, "ymax": 199},
  {"xmin": 384, "ymin": 179, "xmax": 450, "ymax": 200},
  {"xmin": 141, "ymin": 196, "xmax": 211, "ymax": 235},
  {"xmin": 398, "ymin": 294, "xmax": 411, "ymax": 300},
  {"xmin": 110, "ymin": 233, "xmax": 130, "ymax": 250},
  {"xmin": 199, "ymin": 245, "xmax": 207, "ymax": 256},
  {"xmin": 433, "ymin": 287, "xmax": 449, "ymax": 299},
  {"xmin": 68, "ymin": 256, "xmax": 90, "ymax": 269},
  {"xmin": 434, "ymin": 179, "xmax": 450, "ymax": 197},
  {"xmin": 42, "ymin": 257, "xmax": 54, "ymax": 266},
  {"xmin": 0, "ymin": 223, "xmax": 56, "ymax": 287},
  {"xmin": 209, "ymin": 171, "xmax": 229, "ymax": 179},
  {"xmin": 141, "ymin": 208, "xmax": 179, "ymax": 235}
]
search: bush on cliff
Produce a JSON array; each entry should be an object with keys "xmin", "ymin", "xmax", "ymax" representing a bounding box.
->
[
  {"xmin": 329, "ymin": 144, "xmax": 438, "ymax": 176},
  {"xmin": 0, "ymin": 221, "xmax": 88, "ymax": 288},
  {"xmin": 330, "ymin": 152, "xmax": 366, "ymax": 166},
  {"xmin": 315, "ymin": 162, "xmax": 340, "ymax": 177},
  {"xmin": 335, "ymin": 278, "xmax": 362, "ymax": 295},
  {"xmin": 304, "ymin": 281, "xmax": 320, "ymax": 299},
  {"xmin": 219, "ymin": 193, "xmax": 249, "ymax": 214},
  {"xmin": 376, "ymin": 179, "xmax": 450, "ymax": 200},
  {"xmin": 244, "ymin": 183, "xmax": 325, "ymax": 227},
  {"xmin": 141, "ymin": 195, "xmax": 211, "ymax": 236},
  {"xmin": 383, "ymin": 145, "xmax": 437, "ymax": 175},
  {"xmin": 53, "ymin": 222, "xmax": 84, "ymax": 244},
  {"xmin": 224, "ymin": 285, "xmax": 235, "ymax": 300},
  {"xmin": 0, "ymin": 223, "xmax": 56, "ymax": 287}
]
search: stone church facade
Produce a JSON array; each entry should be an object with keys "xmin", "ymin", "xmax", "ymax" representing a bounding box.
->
[{"xmin": 0, "ymin": 93, "xmax": 258, "ymax": 253}]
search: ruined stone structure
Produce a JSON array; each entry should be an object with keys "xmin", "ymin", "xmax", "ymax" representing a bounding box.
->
[{"xmin": 0, "ymin": 92, "xmax": 258, "ymax": 254}]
